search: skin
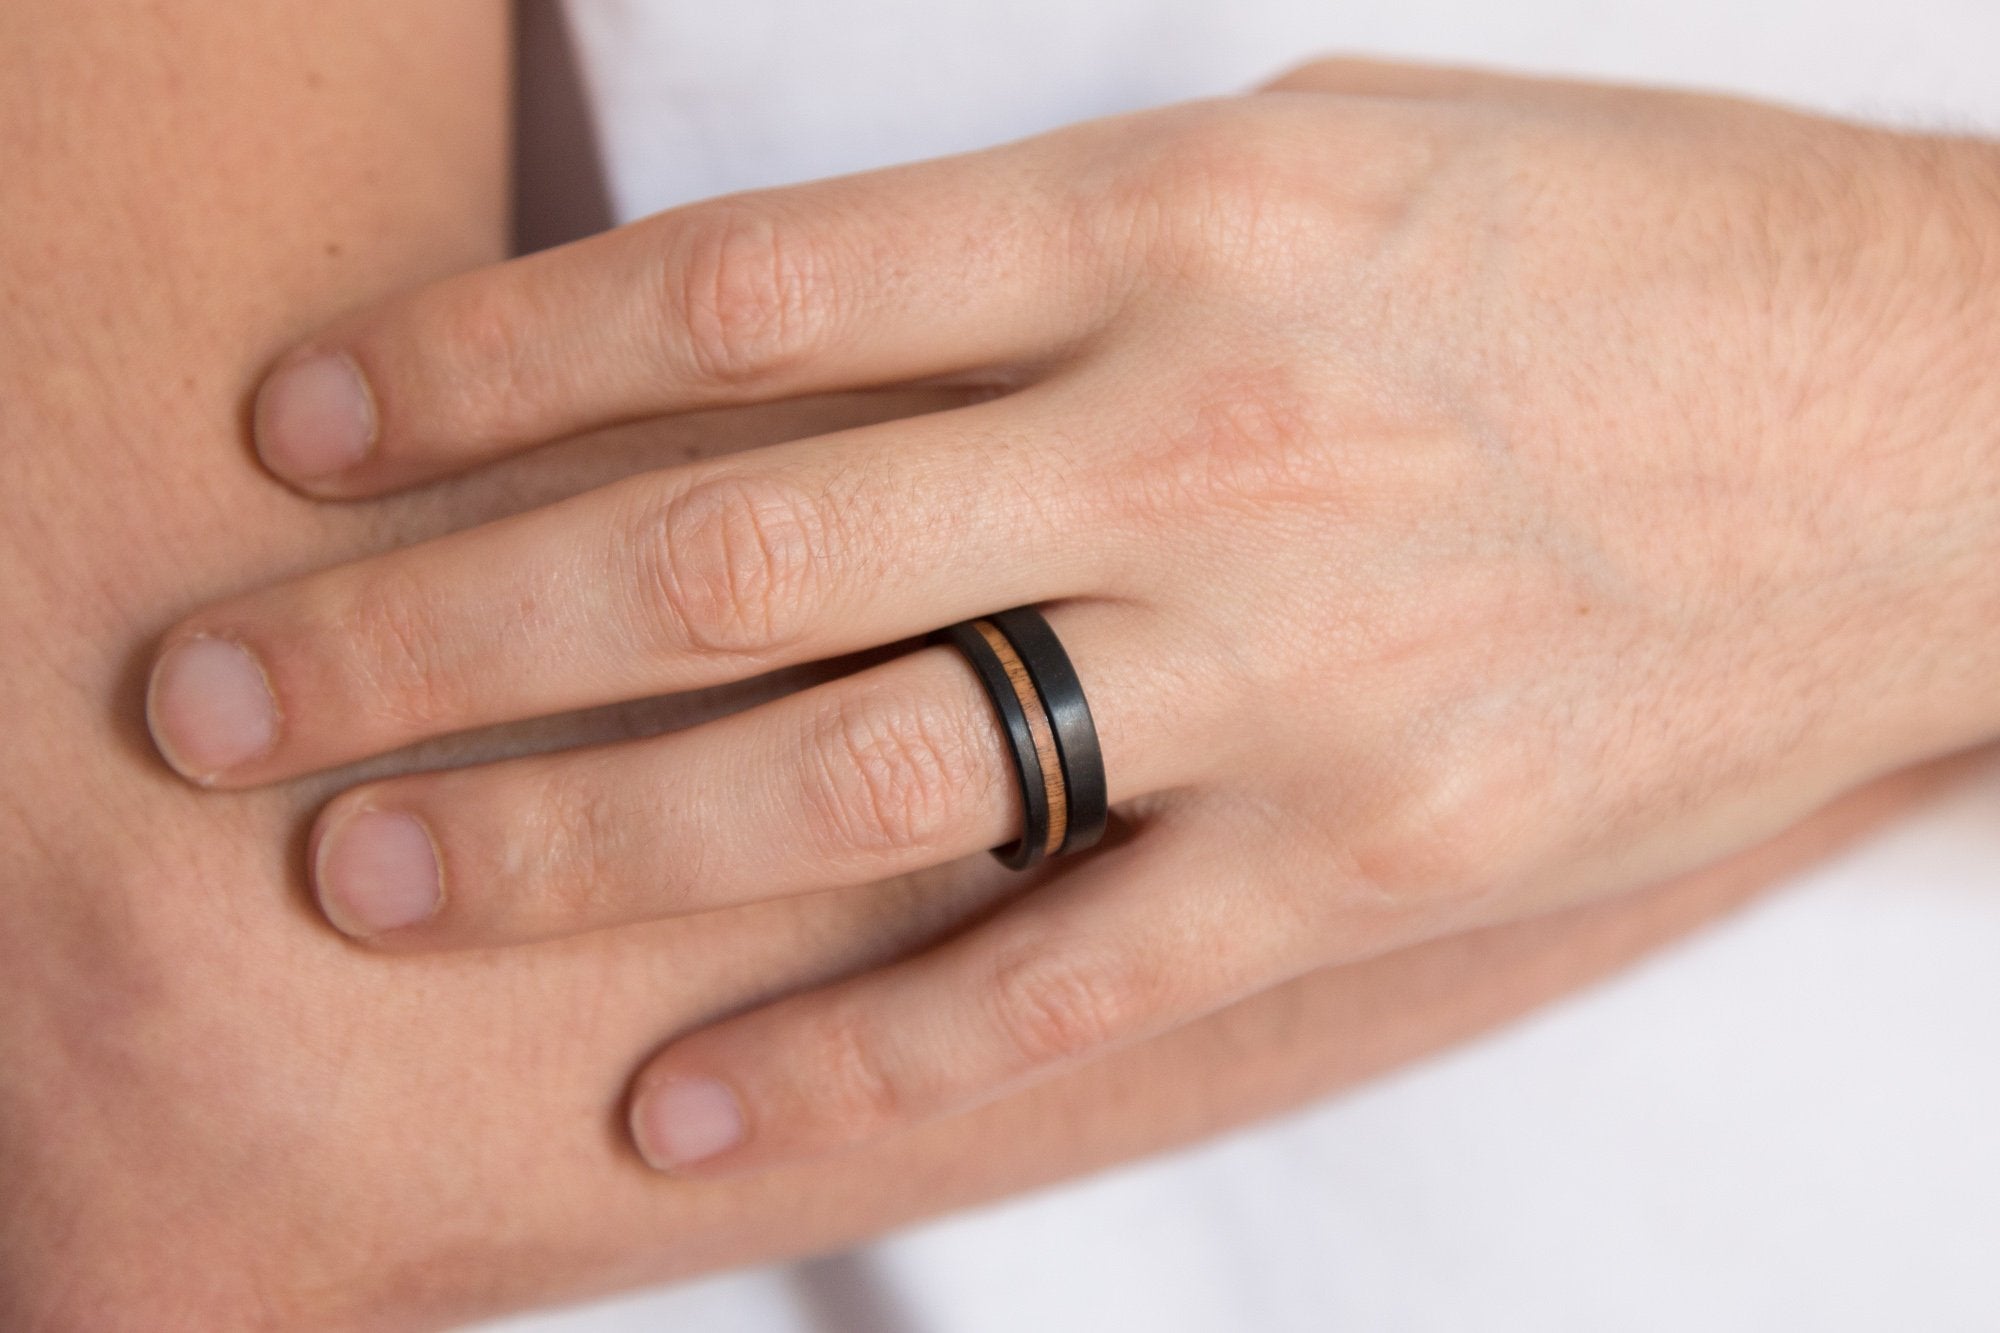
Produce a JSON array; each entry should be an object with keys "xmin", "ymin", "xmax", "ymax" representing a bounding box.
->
[
  {"xmin": 0, "ymin": 13, "xmax": 1978, "ymax": 1326},
  {"xmin": 144, "ymin": 57, "xmax": 2000, "ymax": 1178}
]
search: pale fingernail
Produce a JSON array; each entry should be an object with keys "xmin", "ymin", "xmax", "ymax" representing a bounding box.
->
[
  {"xmin": 314, "ymin": 809, "xmax": 444, "ymax": 938},
  {"xmin": 147, "ymin": 636, "xmax": 280, "ymax": 781},
  {"xmin": 631, "ymin": 1076, "xmax": 746, "ymax": 1171},
  {"xmin": 254, "ymin": 351, "xmax": 375, "ymax": 481}
]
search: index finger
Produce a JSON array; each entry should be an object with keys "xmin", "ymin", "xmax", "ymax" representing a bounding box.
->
[{"xmin": 253, "ymin": 136, "xmax": 1116, "ymax": 497}]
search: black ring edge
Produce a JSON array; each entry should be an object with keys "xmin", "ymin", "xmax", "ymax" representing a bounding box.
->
[
  {"xmin": 987, "ymin": 606, "xmax": 1108, "ymax": 856},
  {"xmin": 938, "ymin": 620, "xmax": 1051, "ymax": 871}
]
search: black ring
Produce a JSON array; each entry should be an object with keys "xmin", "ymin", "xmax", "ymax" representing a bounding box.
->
[
  {"xmin": 938, "ymin": 619, "xmax": 1052, "ymax": 870},
  {"xmin": 988, "ymin": 607, "xmax": 1108, "ymax": 856}
]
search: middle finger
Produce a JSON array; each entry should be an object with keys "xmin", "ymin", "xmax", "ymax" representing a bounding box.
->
[{"xmin": 145, "ymin": 383, "xmax": 1122, "ymax": 786}]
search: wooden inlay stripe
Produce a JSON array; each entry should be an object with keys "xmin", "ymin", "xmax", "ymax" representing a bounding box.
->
[{"xmin": 972, "ymin": 618, "xmax": 1067, "ymax": 856}]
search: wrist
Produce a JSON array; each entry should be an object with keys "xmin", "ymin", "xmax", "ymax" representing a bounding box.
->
[{"xmin": 1872, "ymin": 132, "xmax": 2000, "ymax": 767}]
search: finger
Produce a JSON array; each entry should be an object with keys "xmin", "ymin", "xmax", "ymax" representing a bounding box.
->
[
  {"xmin": 623, "ymin": 808, "xmax": 1335, "ymax": 1176},
  {"xmin": 306, "ymin": 601, "xmax": 1177, "ymax": 945},
  {"xmin": 253, "ymin": 139, "xmax": 1116, "ymax": 497},
  {"xmin": 147, "ymin": 385, "xmax": 1119, "ymax": 787}
]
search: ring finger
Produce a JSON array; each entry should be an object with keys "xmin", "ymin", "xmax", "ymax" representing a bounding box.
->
[
  {"xmin": 307, "ymin": 599, "xmax": 1184, "ymax": 947},
  {"xmin": 146, "ymin": 381, "xmax": 1127, "ymax": 786}
]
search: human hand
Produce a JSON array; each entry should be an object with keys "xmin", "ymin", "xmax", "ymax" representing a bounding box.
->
[
  {"xmin": 147, "ymin": 59, "xmax": 2000, "ymax": 1177},
  {"xmin": 0, "ymin": 9, "xmax": 1436, "ymax": 1322}
]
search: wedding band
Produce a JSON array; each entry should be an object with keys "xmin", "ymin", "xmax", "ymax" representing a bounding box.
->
[{"xmin": 938, "ymin": 606, "xmax": 1107, "ymax": 870}]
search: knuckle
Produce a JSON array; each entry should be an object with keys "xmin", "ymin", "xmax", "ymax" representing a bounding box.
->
[
  {"xmin": 1120, "ymin": 361, "xmax": 1336, "ymax": 527},
  {"xmin": 801, "ymin": 686, "xmax": 995, "ymax": 861},
  {"xmin": 1088, "ymin": 103, "xmax": 1321, "ymax": 282},
  {"xmin": 1080, "ymin": 99, "xmax": 1451, "ymax": 290},
  {"xmin": 808, "ymin": 1008, "xmax": 906, "ymax": 1140},
  {"xmin": 665, "ymin": 200, "xmax": 834, "ymax": 387},
  {"xmin": 335, "ymin": 569, "xmax": 473, "ymax": 732},
  {"xmin": 529, "ymin": 762, "xmax": 629, "ymax": 924},
  {"xmin": 1251, "ymin": 54, "xmax": 1368, "ymax": 93},
  {"xmin": 630, "ymin": 471, "xmax": 830, "ymax": 658},
  {"xmin": 1342, "ymin": 735, "xmax": 1534, "ymax": 914},
  {"xmin": 1252, "ymin": 54, "xmax": 1446, "ymax": 97},
  {"xmin": 985, "ymin": 939, "xmax": 1136, "ymax": 1069},
  {"xmin": 523, "ymin": 758, "xmax": 710, "ymax": 930},
  {"xmin": 429, "ymin": 280, "xmax": 543, "ymax": 439}
]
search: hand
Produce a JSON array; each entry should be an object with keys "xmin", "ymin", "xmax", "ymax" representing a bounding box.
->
[
  {"xmin": 147, "ymin": 59, "xmax": 2000, "ymax": 1177},
  {"xmin": 0, "ymin": 9, "xmax": 1644, "ymax": 1324},
  {"xmin": 25, "ymin": 379, "xmax": 1933, "ymax": 1327}
]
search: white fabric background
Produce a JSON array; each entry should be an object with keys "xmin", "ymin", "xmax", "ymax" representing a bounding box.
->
[{"xmin": 484, "ymin": 3, "xmax": 2000, "ymax": 1328}]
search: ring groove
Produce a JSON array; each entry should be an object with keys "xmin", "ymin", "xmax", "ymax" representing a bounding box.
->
[
  {"xmin": 938, "ymin": 618, "xmax": 1053, "ymax": 870},
  {"xmin": 988, "ymin": 607, "xmax": 1108, "ymax": 856},
  {"xmin": 971, "ymin": 620, "xmax": 1068, "ymax": 856}
]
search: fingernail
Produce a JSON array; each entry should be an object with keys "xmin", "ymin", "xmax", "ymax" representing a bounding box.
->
[
  {"xmin": 314, "ymin": 808, "xmax": 444, "ymax": 937},
  {"xmin": 254, "ymin": 351, "xmax": 375, "ymax": 481},
  {"xmin": 631, "ymin": 1076, "xmax": 746, "ymax": 1171},
  {"xmin": 147, "ymin": 636, "xmax": 280, "ymax": 781}
]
